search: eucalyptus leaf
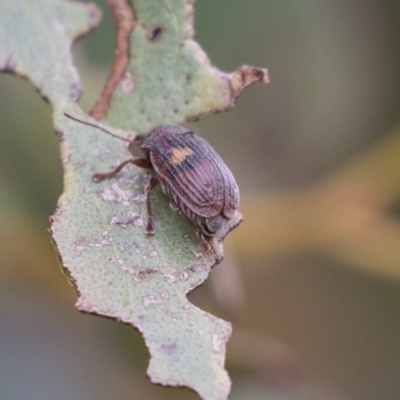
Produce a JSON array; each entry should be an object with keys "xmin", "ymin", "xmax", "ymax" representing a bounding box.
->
[
  {"xmin": 0, "ymin": 0, "xmax": 267, "ymax": 399},
  {"xmin": 0, "ymin": 0, "xmax": 100, "ymax": 103}
]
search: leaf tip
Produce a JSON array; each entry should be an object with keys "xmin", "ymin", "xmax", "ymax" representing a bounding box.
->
[{"xmin": 230, "ymin": 65, "xmax": 269, "ymax": 100}]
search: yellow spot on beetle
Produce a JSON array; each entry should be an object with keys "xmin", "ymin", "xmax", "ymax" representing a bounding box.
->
[{"xmin": 170, "ymin": 147, "xmax": 194, "ymax": 165}]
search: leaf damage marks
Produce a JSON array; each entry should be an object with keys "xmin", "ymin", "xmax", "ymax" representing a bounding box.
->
[
  {"xmin": 120, "ymin": 261, "xmax": 207, "ymax": 284},
  {"xmin": 142, "ymin": 292, "xmax": 170, "ymax": 307},
  {"xmin": 90, "ymin": 169, "xmax": 148, "ymax": 207},
  {"xmin": 74, "ymin": 234, "xmax": 114, "ymax": 257},
  {"xmin": 1, "ymin": 55, "xmax": 17, "ymax": 74},
  {"xmin": 109, "ymin": 212, "xmax": 144, "ymax": 228},
  {"xmin": 228, "ymin": 64, "xmax": 269, "ymax": 103},
  {"xmin": 101, "ymin": 0, "xmax": 268, "ymax": 134},
  {"xmin": 119, "ymin": 70, "xmax": 135, "ymax": 95},
  {"xmin": 161, "ymin": 342, "xmax": 178, "ymax": 355},
  {"xmin": 91, "ymin": 0, "xmax": 135, "ymax": 119},
  {"xmin": 148, "ymin": 26, "xmax": 164, "ymax": 43},
  {"xmin": 121, "ymin": 266, "xmax": 157, "ymax": 282},
  {"xmin": 96, "ymin": 181, "xmax": 147, "ymax": 206}
]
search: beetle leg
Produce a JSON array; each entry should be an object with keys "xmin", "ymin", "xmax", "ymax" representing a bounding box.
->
[
  {"xmin": 169, "ymin": 200, "xmax": 181, "ymax": 214},
  {"xmin": 198, "ymin": 233, "xmax": 213, "ymax": 252},
  {"xmin": 200, "ymin": 235, "xmax": 223, "ymax": 263},
  {"xmin": 167, "ymin": 201, "xmax": 215, "ymax": 253},
  {"xmin": 145, "ymin": 177, "xmax": 159, "ymax": 235},
  {"xmin": 92, "ymin": 158, "xmax": 152, "ymax": 181}
]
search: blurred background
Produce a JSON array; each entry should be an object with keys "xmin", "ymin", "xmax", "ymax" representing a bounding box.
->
[{"xmin": 1, "ymin": 0, "xmax": 400, "ymax": 399}]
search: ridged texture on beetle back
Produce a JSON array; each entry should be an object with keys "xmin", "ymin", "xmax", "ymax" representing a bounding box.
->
[{"xmin": 141, "ymin": 126, "xmax": 239, "ymax": 219}]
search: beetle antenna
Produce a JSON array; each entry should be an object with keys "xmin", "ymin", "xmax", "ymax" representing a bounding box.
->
[{"xmin": 64, "ymin": 113, "xmax": 132, "ymax": 143}]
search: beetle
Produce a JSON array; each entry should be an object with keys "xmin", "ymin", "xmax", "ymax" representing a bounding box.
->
[{"xmin": 64, "ymin": 114, "xmax": 243, "ymax": 257}]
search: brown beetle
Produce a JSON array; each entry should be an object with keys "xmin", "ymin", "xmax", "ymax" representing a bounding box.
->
[{"xmin": 64, "ymin": 114, "xmax": 243, "ymax": 256}]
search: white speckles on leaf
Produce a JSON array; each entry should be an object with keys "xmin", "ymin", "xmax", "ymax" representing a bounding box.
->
[
  {"xmin": 73, "ymin": 235, "xmax": 113, "ymax": 256},
  {"xmin": 163, "ymin": 269, "xmax": 189, "ymax": 283},
  {"xmin": 191, "ymin": 250, "xmax": 203, "ymax": 260},
  {"xmin": 109, "ymin": 214, "xmax": 143, "ymax": 228},
  {"xmin": 120, "ymin": 71, "xmax": 135, "ymax": 95},
  {"xmin": 97, "ymin": 182, "xmax": 146, "ymax": 206},
  {"xmin": 121, "ymin": 266, "xmax": 155, "ymax": 282},
  {"xmin": 109, "ymin": 216, "xmax": 119, "ymax": 224},
  {"xmin": 142, "ymin": 293, "xmax": 170, "ymax": 307},
  {"xmin": 128, "ymin": 210, "xmax": 144, "ymax": 224},
  {"xmin": 212, "ymin": 334, "xmax": 223, "ymax": 354}
]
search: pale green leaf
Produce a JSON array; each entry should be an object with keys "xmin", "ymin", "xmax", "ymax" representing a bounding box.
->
[
  {"xmin": 105, "ymin": 0, "xmax": 268, "ymax": 134},
  {"xmin": 53, "ymin": 104, "xmax": 231, "ymax": 399},
  {"xmin": 0, "ymin": 0, "xmax": 100, "ymax": 103},
  {"xmin": 0, "ymin": 1, "xmax": 267, "ymax": 399}
]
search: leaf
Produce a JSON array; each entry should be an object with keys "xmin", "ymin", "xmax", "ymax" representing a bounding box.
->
[
  {"xmin": 53, "ymin": 104, "xmax": 231, "ymax": 399},
  {"xmin": 0, "ymin": 0, "xmax": 100, "ymax": 103},
  {"xmin": 0, "ymin": 0, "xmax": 267, "ymax": 399},
  {"xmin": 92, "ymin": 0, "xmax": 268, "ymax": 131}
]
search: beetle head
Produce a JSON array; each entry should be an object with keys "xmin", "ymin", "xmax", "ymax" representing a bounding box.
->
[
  {"xmin": 140, "ymin": 125, "xmax": 190, "ymax": 151},
  {"xmin": 213, "ymin": 210, "xmax": 243, "ymax": 242}
]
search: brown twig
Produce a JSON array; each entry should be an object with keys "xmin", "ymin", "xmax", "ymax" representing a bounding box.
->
[{"xmin": 90, "ymin": 0, "xmax": 135, "ymax": 120}]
